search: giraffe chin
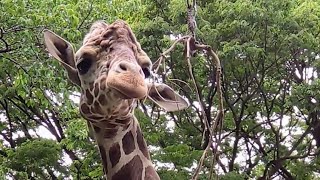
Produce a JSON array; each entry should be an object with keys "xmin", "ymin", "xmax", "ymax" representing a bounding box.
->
[{"xmin": 106, "ymin": 72, "xmax": 148, "ymax": 99}]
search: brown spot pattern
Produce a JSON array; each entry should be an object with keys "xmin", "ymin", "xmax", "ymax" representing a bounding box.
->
[
  {"xmin": 99, "ymin": 120, "xmax": 118, "ymax": 128},
  {"xmin": 98, "ymin": 145, "xmax": 108, "ymax": 174},
  {"xmin": 93, "ymin": 125, "xmax": 101, "ymax": 133},
  {"xmin": 123, "ymin": 123, "xmax": 130, "ymax": 131},
  {"xmin": 98, "ymin": 94, "xmax": 107, "ymax": 105},
  {"xmin": 80, "ymin": 103, "xmax": 90, "ymax": 114},
  {"xmin": 100, "ymin": 77, "xmax": 107, "ymax": 82},
  {"xmin": 109, "ymin": 143, "xmax": 121, "ymax": 167},
  {"xmin": 100, "ymin": 81, "xmax": 107, "ymax": 91},
  {"xmin": 144, "ymin": 166, "xmax": 159, "ymax": 180},
  {"xmin": 87, "ymin": 115, "xmax": 104, "ymax": 121},
  {"xmin": 115, "ymin": 118, "xmax": 131, "ymax": 125},
  {"xmin": 122, "ymin": 131, "xmax": 135, "ymax": 155},
  {"xmin": 112, "ymin": 155, "xmax": 143, "ymax": 180},
  {"xmin": 94, "ymin": 83, "xmax": 99, "ymax": 97},
  {"xmin": 89, "ymin": 82, "xmax": 94, "ymax": 91},
  {"xmin": 100, "ymin": 76, "xmax": 106, "ymax": 83},
  {"xmin": 85, "ymin": 89, "xmax": 94, "ymax": 105},
  {"xmin": 136, "ymin": 126, "xmax": 150, "ymax": 159},
  {"xmin": 103, "ymin": 128, "xmax": 118, "ymax": 139},
  {"xmin": 93, "ymin": 101, "xmax": 104, "ymax": 114}
]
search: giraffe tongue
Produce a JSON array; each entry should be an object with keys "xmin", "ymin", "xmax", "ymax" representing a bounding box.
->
[{"xmin": 107, "ymin": 71, "xmax": 148, "ymax": 99}]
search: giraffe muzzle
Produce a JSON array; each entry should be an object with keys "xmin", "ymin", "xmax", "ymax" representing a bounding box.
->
[{"xmin": 106, "ymin": 63, "xmax": 148, "ymax": 99}]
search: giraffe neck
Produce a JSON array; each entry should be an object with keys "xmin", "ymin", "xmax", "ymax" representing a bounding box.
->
[{"xmin": 90, "ymin": 115, "xmax": 160, "ymax": 180}]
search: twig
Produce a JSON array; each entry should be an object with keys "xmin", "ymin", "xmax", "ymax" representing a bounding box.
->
[
  {"xmin": 0, "ymin": 27, "xmax": 12, "ymax": 53},
  {"xmin": 152, "ymin": 36, "xmax": 189, "ymax": 73}
]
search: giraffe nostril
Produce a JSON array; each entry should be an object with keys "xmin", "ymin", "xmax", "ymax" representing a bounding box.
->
[
  {"xmin": 114, "ymin": 62, "xmax": 142, "ymax": 74},
  {"xmin": 142, "ymin": 67, "xmax": 151, "ymax": 78},
  {"xmin": 119, "ymin": 63, "xmax": 127, "ymax": 71}
]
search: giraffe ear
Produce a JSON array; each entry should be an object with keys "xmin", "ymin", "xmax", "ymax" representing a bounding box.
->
[
  {"xmin": 43, "ymin": 29, "xmax": 81, "ymax": 86},
  {"xmin": 147, "ymin": 83, "xmax": 189, "ymax": 112}
]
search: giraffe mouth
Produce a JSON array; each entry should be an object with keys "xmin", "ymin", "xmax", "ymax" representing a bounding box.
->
[
  {"xmin": 106, "ymin": 71, "xmax": 148, "ymax": 99},
  {"xmin": 113, "ymin": 89, "xmax": 131, "ymax": 99}
]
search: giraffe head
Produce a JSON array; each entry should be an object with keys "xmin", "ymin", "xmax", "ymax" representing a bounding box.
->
[{"xmin": 43, "ymin": 20, "xmax": 189, "ymax": 123}]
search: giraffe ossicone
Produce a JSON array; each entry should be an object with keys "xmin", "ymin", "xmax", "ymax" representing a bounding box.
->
[{"xmin": 43, "ymin": 20, "xmax": 189, "ymax": 180}]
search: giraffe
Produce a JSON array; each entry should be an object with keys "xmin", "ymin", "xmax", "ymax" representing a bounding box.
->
[{"xmin": 43, "ymin": 20, "xmax": 189, "ymax": 180}]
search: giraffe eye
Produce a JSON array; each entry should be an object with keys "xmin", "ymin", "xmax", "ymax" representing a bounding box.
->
[
  {"xmin": 77, "ymin": 58, "xmax": 92, "ymax": 75},
  {"xmin": 142, "ymin": 67, "xmax": 151, "ymax": 78}
]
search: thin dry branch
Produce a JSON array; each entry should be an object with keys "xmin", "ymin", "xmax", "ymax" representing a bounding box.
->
[
  {"xmin": 152, "ymin": 36, "xmax": 189, "ymax": 74},
  {"xmin": 153, "ymin": 35, "xmax": 224, "ymax": 180},
  {"xmin": 192, "ymin": 43, "xmax": 224, "ymax": 180},
  {"xmin": 186, "ymin": 37, "xmax": 211, "ymax": 137}
]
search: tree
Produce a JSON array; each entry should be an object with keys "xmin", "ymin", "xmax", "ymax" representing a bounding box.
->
[{"xmin": 1, "ymin": 0, "xmax": 320, "ymax": 179}]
